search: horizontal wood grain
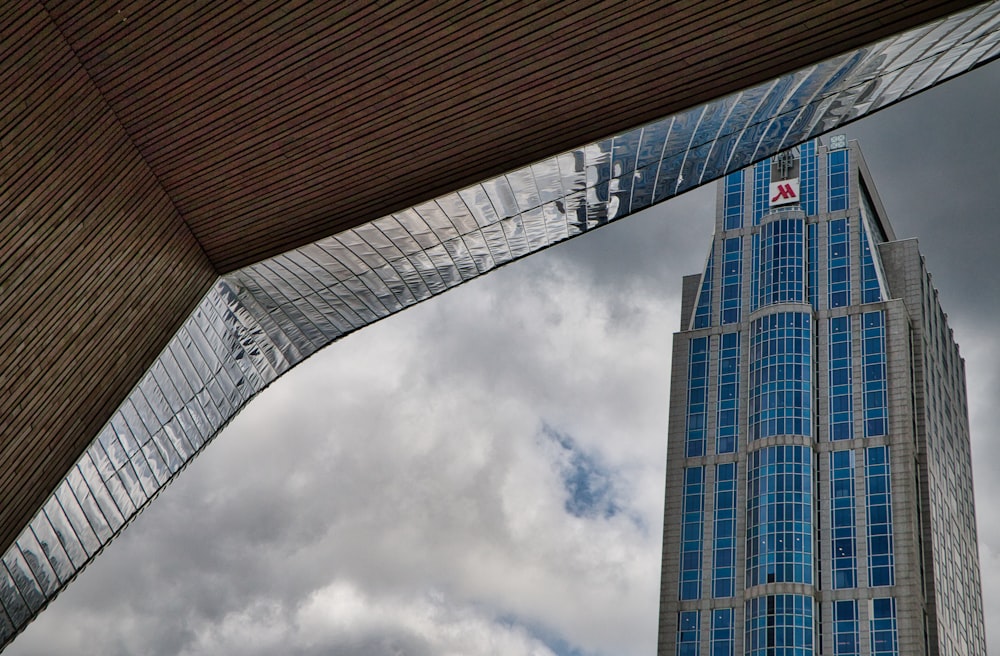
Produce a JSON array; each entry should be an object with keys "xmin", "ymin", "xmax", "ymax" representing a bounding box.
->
[{"xmin": 0, "ymin": 0, "xmax": 980, "ymax": 555}]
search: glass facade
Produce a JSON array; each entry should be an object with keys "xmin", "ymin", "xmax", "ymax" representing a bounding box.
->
[
  {"xmin": 724, "ymin": 171, "xmax": 744, "ymax": 231},
  {"xmin": 680, "ymin": 467, "xmax": 706, "ymax": 600},
  {"xmin": 749, "ymin": 313, "xmax": 812, "ymax": 440},
  {"xmin": 828, "ymin": 149, "xmax": 850, "ymax": 212},
  {"xmin": 751, "ymin": 232, "xmax": 761, "ymax": 313},
  {"xmin": 866, "ymin": 447, "xmax": 895, "ymax": 588},
  {"xmin": 712, "ymin": 463, "xmax": 738, "ymax": 598},
  {"xmin": 870, "ymin": 598, "xmax": 899, "ymax": 656},
  {"xmin": 833, "ymin": 600, "xmax": 860, "ymax": 656},
  {"xmin": 860, "ymin": 220, "xmax": 884, "ymax": 304},
  {"xmin": 716, "ymin": 333, "xmax": 740, "ymax": 454},
  {"xmin": 679, "ymin": 610, "xmax": 701, "ymax": 656},
  {"xmin": 694, "ymin": 249, "xmax": 715, "ymax": 329},
  {"xmin": 807, "ymin": 223, "xmax": 818, "ymax": 310},
  {"xmin": 800, "ymin": 140, "xmax": 818, "ymax": 216},
  {"xmin": 862, "ymin": 312, "xmax": 888, "ymax": 437},
  {"xmin": 745, "ymin": 595, "xmax": 813, "ymax": 656},
  {"xmin": 757, "ymin": 218, "xmax": 805, "ymax": 307},
  {"xmin": 828, "ymin": 218, "xmax": 851, "ymax": 308},
  {"xmin": 829, "ymin": 316, "xmax": 854, "ymax": 441},
  {"xmin": 721, "ymin": 238, "xmax": 743, "ymax": 325},
  {"xmin": 662, "ymin": 130, "xmax": 987, "ymax": 656},
  {"xmin": 711, "ymin": 608, "xmax": 735, "ymax": 656},
  {"xmin": 686, "ymin": 337, "xmax": 710, "ymax": 457},
  {"xmin": 830, "ymin": 450, "xmax": 858, "ymax": 588},
  {"xmin": 753, "ymin": 160, "xmax": 770, "ymax": 226},
  {"xmin": 746, "ymin": 445, "xmax": 813, "ymax": 586}
]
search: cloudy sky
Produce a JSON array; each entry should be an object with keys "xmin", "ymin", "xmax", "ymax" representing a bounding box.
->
[{"xmin": 8, "ymin": 61, "xmax": 1000, "ymax": 656}]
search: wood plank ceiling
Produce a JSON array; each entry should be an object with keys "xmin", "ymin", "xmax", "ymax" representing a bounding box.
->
[{"xmin": 1, "ymin": 0, "xmax": 982, "ymax": 554}]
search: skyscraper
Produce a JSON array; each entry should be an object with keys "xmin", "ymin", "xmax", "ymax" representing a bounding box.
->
[{"xmin": 657, "ymin": 137, "xmax": 986, "ymax": 656}]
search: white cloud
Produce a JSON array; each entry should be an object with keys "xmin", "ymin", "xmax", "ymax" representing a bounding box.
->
[
  {"xmin": 10, "ymin": 63, "xmax": 1000, "ymax": 656},
  {"xmin": 8, "ymin": 204, "xmax": 710, "ymax": 656}
]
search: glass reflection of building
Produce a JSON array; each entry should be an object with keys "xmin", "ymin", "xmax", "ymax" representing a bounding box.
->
[{"xmin": 658, "ymin": 137, "xmax": 986, "ymax": 656}]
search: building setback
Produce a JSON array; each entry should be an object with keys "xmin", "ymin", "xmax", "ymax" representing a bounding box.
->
[{"xmin": 657, "ymin": 137, "xmax": 986, "ymax": 655}]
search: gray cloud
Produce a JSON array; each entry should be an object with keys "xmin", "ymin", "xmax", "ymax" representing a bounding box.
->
[{"xmin": 8, "ymin": 59, "xmax": 1000, "ymax": 656}]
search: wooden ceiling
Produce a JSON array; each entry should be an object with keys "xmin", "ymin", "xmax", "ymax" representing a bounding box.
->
[{"xmin": 0, "ymin": 0, "xmax": 982, "ymax": 554}]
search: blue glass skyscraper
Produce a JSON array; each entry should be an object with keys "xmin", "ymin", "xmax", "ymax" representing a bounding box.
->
[{"xmin": 658, "ymin": 137, "xmax": 985, "ymax": 656}]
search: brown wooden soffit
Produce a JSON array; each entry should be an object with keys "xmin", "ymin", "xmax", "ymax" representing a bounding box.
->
[
  {"xmin": 0, "ymin": 0, "xmax": 982, "ymax": 553},
  {"xmin": 43, "ymin": 0, "xmax": 983, "ymax": 273}
]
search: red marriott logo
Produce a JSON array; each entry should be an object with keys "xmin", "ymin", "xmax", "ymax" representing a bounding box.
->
[
  {"xmin": 768, "ymin": 178, "xmax": 800, "ymax": 206},
  {"xmin": 771, "ymin": 183, "xmax": 797, "ymax": 202}
]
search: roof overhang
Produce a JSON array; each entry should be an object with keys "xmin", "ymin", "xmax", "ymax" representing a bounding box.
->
[{"xmin": 0, "ymin": 0, "xmax": 990, "ymax": 623}]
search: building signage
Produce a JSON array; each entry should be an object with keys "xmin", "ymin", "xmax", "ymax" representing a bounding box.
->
[{"xmin": 769, "ymin": 178, "xmax": 800, "ymax": 206}]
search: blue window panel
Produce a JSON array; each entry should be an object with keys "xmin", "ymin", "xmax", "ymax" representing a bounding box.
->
[
  {"xmin": 678, "ymin": 610, "xmax": 701, "ymax": 656},
  {"xmin": 720, "ymin": 238, "xmax": 742, "ymax": 325},
  {"xmin": 686, "ymin": 337, "xmax": 710, "ymax": 457},
  {"xmin": 693, "ymin": 248, "xmax": 715, "ymax": 329},
  {"xmin": 860, "ymin": 219, "xmax": 883, "ymax": 303},
  {"xmin": 800, "ymin": 140, "xmax": 818, "ymax": 216},
  {"xmin": 829, "ymin": 316, "xmax": 854, "ymax": 441},
  {"xmin": 753, "ymin": 159, "xmax": 770, "ymax": 225},
  {"xmin": 828, "ymin": 149, "xmax": 850, "ymax": 212},
  {"xmin": 750, "ymin": 233, "xmax": 761, "ymax": 313},
  {"xmin": 861, "ymin": 311, "xmax": 888, "ymax": 437},
  {"xmin": 807, "ymin": 222, "xmax": 818, "ymax": 310},
  {"xmin": 745, "ymin": 595, "xmax": 813, "ymax": 656},
  {"xmin": 749, "ymin": 312, "xmax": 812, "ymax": 440},
  {"xmin": 711, "ymin": 608, "xmax": 734, "ymax": 656},
  {"xmin": 833, "ymin": 600, "xmax": 860, "ymax": 656},
  {"xmin": 756, "ymin": 218, "xmax": 804, "ymax": 307},
  {"xmin": 679, "ymin": 467, "xmax": 705, "ymax": 601},
  {"xmin": 712, "ymin": 463, "xmax": 737, "ymax": 598},
  {"xmin": 866, "ymin": 447, "xmax": 895, "ymax": 587},
  {"xmin": 870, "ymin": 598, "xmax": 899, "ymax": 656},
  {"xmin": 746, "ymin": 445, "xmax": 813, "ymax": 587},
  {"xmin": 724, "ymin": 171, "xmax": 744, "ymax": 230},
  {"xmin": 716, "ymin": 332, "xmax": 740, "ymax": 454},
  {"xmin": 828, "ymin": 218, "xmax": 850, "ymax": 308},
  {"xmin": 830, "ymin": 450, "xmax": 857, "ymax": 589}
]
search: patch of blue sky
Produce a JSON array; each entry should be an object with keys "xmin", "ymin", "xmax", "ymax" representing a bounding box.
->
[{"xmin": 540, "ymin": 424, "xmax": 623, "ymax": 521}]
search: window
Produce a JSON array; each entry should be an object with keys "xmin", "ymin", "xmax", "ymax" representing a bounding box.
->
[
  {"xmin": 833, "ymin": 600, "xmax": 860, "ymax": 656},
  {"xmin": 800, "ymin": 140, "xmax": 818, "ymax": 216},
  {"xmin": 745, "ymin": 595, "xmax": 813, "ymax": 656},
  {"xmin": 829, "ymin": 316, "xmax": 854, "ymax": 441},
  {"xmin": 753, "ymin": 159, "xmax": 770, "ymax": 225},
  {"xmin": 870, "ymin": 598, "xmax": 899, "ymax": 656},
  {"xmin": 686, "ymin": 337, "xmax": 710, "ymax": 457},
  {"xmin": 866, "ymin": 446, "xmax": 895, "ymax": 587},
  {"xmin": 711, "ymin": 608, "xmax": 734, "ymax": 656},
  {"xmin": 721, "ymin": 238, "xmax": 742, "ymax": 324},
  {"xmin": 807, "ymin": 222, "xmax": 818, "ymax": 310},
  {"xmin": 746, "ymin": 446, "xmax": 813, "ymax": 586},
  {"xmin": 679, "ymin": 467, "xmax": 705, "ymax": 600},
  {"xmin": 724, "ymin": 171, "xmax": 744, "ymax": 230},
  {"xmin": 678, "ymin": 610, "xmax": 700, "ymax": 656},
  {"xmin": 712, "ymin": 463, "xmax": 737, "ymax": 597},
  {"xmin": 757, "ymin": 218, "xmax": 805, "ymax": 307},
  {"xmin": 716, "ymin": 333, "xmax": 740, "ymax": 454},
  {"xmin": 860, "ymin": 217, "xmax": 883, "ymax": 303},
  {"xmin": 828, "ymin": 218, "xmax": 850, "ymax": 308},
  {"xmin": 828, "ymin": 149, "xmax": 849, "ymax": 212},
  {"xmin": 749, "ymin": 313, "xmax": 812, "ymax": 440},
  {"xmin": 751, "ymin": 232, "xmax": 761, "ymax": 312},
  {"xmin": 862, "ymin": 311, "xmax": 888, "ymax": 437},
  {"xmin": 693, "ymin": 248, "xmax": 715, "ymax": 329},
  {"xmin": 830, "ymin": 450, "xmax": 857, "ymax": 588}
]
